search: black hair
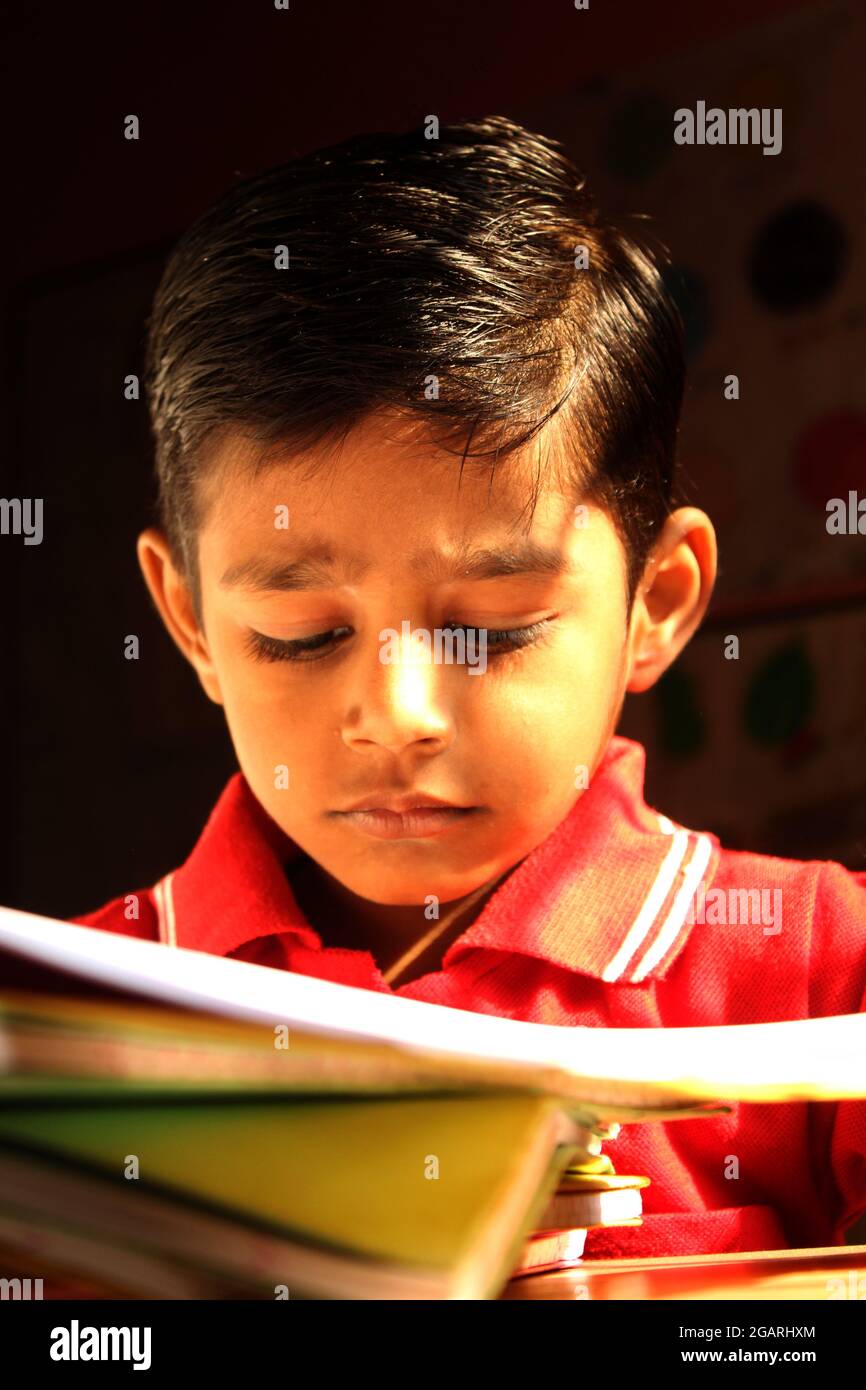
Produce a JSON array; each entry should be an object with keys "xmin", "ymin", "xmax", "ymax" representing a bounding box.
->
[{"xmin": 143, "ymin": 114, "xmax": 686, "ymax": 624}]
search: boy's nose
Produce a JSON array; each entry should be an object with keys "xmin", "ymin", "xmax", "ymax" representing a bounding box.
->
[{"xmin": 340, "ymin": 628, "xmax": 455, "ymax": 754}]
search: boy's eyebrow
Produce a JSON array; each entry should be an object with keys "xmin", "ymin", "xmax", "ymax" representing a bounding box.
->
[{"xmin": 218, "ymin": 538, "xmax": 575, "ymax": 592}]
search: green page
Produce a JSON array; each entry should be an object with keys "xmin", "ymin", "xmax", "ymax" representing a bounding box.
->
[{"xmin": 0, "ymin": 1092, "xmax": 575, "ymax": 1276}]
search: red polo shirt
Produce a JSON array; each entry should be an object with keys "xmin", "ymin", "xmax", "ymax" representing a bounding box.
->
[{"xmin": 71, "ymin": 735, "xmax": 866, "ymax": 1260}]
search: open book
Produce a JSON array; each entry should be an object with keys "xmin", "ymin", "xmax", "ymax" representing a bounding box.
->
[
  {"xmin": 1, "ymin": 903, "xmax": 864, "ymax": 1299},
  {"xmin": 1, "ymin": 904, "xmax": 864, "ymax": 1113}
]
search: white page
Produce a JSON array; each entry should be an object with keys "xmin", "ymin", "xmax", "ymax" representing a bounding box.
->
[{"xmin": 1, "ymin": 903, "xmax": 864, "ymax": 1105}]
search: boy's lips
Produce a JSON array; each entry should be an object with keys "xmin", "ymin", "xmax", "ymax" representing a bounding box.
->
[
  {"xmin": 335, "ymin": 805, "xmax": 480, "ymax": 840},
  {"xmin": 338, "ymin": 791, "xmax": 472, "ymax": 814},
  {"xmin": 332, "ymin": 793, "xmax": 481, "ymax": 840}
]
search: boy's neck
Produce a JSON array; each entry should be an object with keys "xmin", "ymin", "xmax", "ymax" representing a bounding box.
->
[{"xmin": 286, "ymin": 855, "xmax": 511, "ymax": 987}]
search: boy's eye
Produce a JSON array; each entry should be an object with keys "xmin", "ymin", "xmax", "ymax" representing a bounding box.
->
[
  {"xmin": 440, "ymin": 621, "xmax": 551, "ymax": 653},
  {"xmin": 243, "ymin": 626, "xmax": 353, "ymax": 663},
  {"xmin": 243, "ymin": 619, "xmax": 552, "ymax": 664}
]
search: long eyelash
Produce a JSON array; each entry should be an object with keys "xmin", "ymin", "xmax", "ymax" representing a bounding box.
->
[
  {"xmin": 243, "ymin": 628, "xmax": 352, "ymax": 663},
  {"xmin": 442, "ymin": 621, "xmax": 550, "ymax": 653},
  {"xmin": 244, "ymin": 620, "xmax": 552, "ymax": 664}
]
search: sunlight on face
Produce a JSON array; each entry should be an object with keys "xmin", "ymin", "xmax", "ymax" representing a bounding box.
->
[{"xmin": 195, "ymin": 413, "xmax": 633, "ymax": 906}]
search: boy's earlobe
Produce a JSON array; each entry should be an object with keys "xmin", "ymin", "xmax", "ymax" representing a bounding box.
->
[
  {"xmin": 626, "ymin": 615, "xmax": 681, "ymax": 693},
  {"xmin": 136, "ymin": 529, "xmax": 224, "ymax": 706}
]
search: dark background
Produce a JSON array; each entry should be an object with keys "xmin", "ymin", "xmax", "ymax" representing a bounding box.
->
[{"xmin": 1, "ymin": 0, "xmax": 863, "ymax": 919}]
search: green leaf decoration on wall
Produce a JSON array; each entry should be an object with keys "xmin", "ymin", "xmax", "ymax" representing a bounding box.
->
[{"xmin": 743, "ymin": 640, "xmax": 815, "ymax": 746}]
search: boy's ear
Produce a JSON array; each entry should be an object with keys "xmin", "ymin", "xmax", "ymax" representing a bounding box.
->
[
  {"xmin": 136, "ymin": 528, "xmax": 224, "ymax": 705},
  {"xmin": 625, "ymin": 507, "xmax": 717, "ymax": 694}
]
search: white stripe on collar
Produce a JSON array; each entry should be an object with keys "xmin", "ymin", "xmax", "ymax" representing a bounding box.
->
[
  {"xmin": 632, "ymin": 829, "xmax": 714, "ymax": 983},
  {"xmin": 601, "ymin": 814, "xmax": 690, "ymax": 982},
  {"xmin": 154, "ymin": 872, "xmax": 178, "ymax": 948}
]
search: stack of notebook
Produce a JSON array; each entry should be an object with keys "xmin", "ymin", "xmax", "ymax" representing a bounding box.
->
[
  {"xmin": 518, "ymin": 1141, "xmax": 652, "ymax": 1274},
  {"xmin": 1, "ymin": 904, "xmax": 864, "ymax": 1299}
]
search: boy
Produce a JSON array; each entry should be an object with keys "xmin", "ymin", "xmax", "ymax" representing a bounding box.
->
[{"xmin": 72, "ymin": 116, "xmax": 866, "ymax": 1260}]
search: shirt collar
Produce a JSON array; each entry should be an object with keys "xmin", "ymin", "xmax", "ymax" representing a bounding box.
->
[{"xmin": 158, "ymin": 736, "xmax": 720, "ymax": 986}]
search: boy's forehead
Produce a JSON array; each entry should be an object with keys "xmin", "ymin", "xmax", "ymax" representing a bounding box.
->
[
  {"xmin": 193, "ymin": 414, "xmax": 631, "ymax": 599},
  {"xmin": 195, "ymin": 417, "xmax": 629, "ymax": 594},
  {"xmin": 199, "ymin": 414, "xmax": 581, "ymax": 537},
  {"xmin": 195, "ymin": 432, "xmax": 626, "ymax": 597}
]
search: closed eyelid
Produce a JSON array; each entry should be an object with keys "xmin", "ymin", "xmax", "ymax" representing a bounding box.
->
[{"xmin": 243, "ymin": 616, "xmax": 557, "ymax": 664}]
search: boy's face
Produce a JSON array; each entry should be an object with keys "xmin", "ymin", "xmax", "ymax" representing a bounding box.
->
[{"xmin": 142, "ymin": 414, "xmax": 712, "ymax": 909}]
